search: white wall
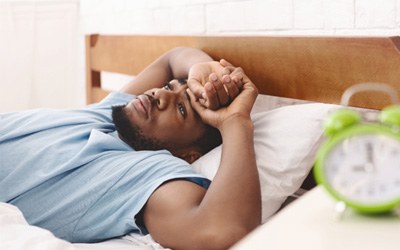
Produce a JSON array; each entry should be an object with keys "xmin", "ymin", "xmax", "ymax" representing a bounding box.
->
[
  {"xmin": 80, "ymin": 0, "xmax": 400, "ymax": 36},
  {"xmin": 0, "ymin": 0, "xmax": 82, "ymax": 112},
  {"xmin": 1, "ymin": 0, "xmax": 399, "ymax": 112},
  {"xmin": 78, "ymin": 0, "xmax": 400, "ymax": 95}
]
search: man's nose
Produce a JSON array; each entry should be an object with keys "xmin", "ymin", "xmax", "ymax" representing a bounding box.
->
[{"xmin": 152, "ymin": 88, "xmax": 178, "ymax": 110}]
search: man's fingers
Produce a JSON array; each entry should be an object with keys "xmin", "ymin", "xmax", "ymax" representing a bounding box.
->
[
  {"xmin": 231, "ymin": 74, "xmax": 244, "ymax": 90},
  {"xmin": 220, "ymin": 59, "xmax": 237, "ymax": 76},
  {"xmin": 224, "ymin": 78, "xmax": 240, "ymax": 101},
  {"xmin": 189, "ymin": 60, "xmax": 245, "ymax": 110},
  {"xmin": 187, "ymin": 78, "xmax": 206, "ymax": 99},
  {"xmin": 203, "ymin": 82, "xmax": 219, "ymax": 110},
  {"xmin": 187, "ymin": 89, "xmax": 206, "ymax": 114},
  {"xmin": 221, "ymin": 65, "xmax": 236, "ymax": 76},
  {"xmin": 220, "ymin": 58, "xmax": 233, "ymax": 67},
  {"xmin": 220, "ymin": 59, "xmax": 243, "ymax": 89},
  {"xmin": 211, "ymin": 75, "xmax": 230, "ymax": 107}
]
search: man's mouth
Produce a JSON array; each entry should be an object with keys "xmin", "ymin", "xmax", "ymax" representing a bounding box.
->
[{"xmin": 133, "ymin": 94, "xmax": 152, "ymax": 119}]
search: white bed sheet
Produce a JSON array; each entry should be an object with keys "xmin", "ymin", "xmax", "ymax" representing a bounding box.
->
[
  {"xmin": 0, "ymin": 202, "xmax": 168, "ymax": 250},
  {"xmin": 0, "ymin": 94, "xmax": 308, "ymax": 250}
]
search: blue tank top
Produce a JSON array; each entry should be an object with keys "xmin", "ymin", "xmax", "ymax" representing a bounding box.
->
[{"xmin": 0, "ymin": 92, "xmax": 210, "ymax": 243}]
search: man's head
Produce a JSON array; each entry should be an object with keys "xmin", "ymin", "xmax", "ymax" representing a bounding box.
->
[{"xmin": 112, "ymin": 79, "xmax": 222, "ymax": 163}]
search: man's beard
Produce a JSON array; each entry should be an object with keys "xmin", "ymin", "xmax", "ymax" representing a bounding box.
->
[{"xmin": 111, "ymin": 105, "xmax": 166, "ymax": 151}]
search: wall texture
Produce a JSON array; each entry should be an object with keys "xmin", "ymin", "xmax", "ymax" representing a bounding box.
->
[
  {"xmin": 80, "ymin": 0, "xmax": 400, "ymax": 36},
  {"xmin": 78, "ymin": 0, "xmax": 400, "ymax": 95},
  {"xmin": 0, "ymin": 0, "xmax": 81, "ymax": 112},
  {"xmin": 1, "ymin": 0, "xmax": 399, "ymax": 111}
]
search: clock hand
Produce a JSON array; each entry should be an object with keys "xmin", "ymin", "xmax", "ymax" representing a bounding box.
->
[
  {"xmin": 366, "ymin": 142, "xmax": 376, "ymax": 173},
  {"xmin": 366, "ymin": 142, "xmax": 374, "ymax": 165}
]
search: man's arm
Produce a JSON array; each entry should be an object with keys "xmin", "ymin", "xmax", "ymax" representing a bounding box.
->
[
  {"xmin": 120, "ymin": 47, "xmax": 242, "ymax": 109},
  {"xmin": 142, "ymin": 70, "xmax": 261, "ymax": 250},
  {"xmin": 120, "ymin": 47, "xmax": 213, "ymax": 95}
]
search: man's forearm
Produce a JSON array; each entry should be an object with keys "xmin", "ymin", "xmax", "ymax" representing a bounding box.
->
[
  {"xmin": 167, "ymin": 47, "xmax": 214, "ymax": 79},
  {"xmin": 198, "ymin": 117, "xmax": 261, "ymax": 238},
  {"xmin": 120, "ymin": 47, "xmax": 213, "ymax": 95}
]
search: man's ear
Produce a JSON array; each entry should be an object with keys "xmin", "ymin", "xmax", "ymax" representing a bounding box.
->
[{"xmin": 179, "ymin": 149, "xmax": 202, "ymax": 164}]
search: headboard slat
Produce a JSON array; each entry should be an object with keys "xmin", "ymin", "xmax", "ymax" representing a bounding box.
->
[{"xmin": 86, "ymin": 35, "xmax": 400, "ymax": 110}]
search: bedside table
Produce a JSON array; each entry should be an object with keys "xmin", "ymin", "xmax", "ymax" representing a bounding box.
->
[{"xmin": 232, "ymin": 186, "xmax": 400, "ymax": 250}]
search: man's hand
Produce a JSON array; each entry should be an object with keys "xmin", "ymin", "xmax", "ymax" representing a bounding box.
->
[
  {"xmin": 187, "ymin": 67, "xmax": 258, "ymax": 130},
  {"xmin": 187, "ymin": 59, "xmax": 244, "ymax": 110}
]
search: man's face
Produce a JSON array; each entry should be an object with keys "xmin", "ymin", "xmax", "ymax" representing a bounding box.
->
[{"xmin": 123, "ymin": 79, "xmax": 206, "ymax": 153}]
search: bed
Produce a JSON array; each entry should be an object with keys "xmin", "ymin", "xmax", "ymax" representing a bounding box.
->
[{"xmin": 2, "ymin": 35, "xmax": 400, "ymax": 250}]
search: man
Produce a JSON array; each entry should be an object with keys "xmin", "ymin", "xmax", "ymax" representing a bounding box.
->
[{"xmin": 0, "ymin": 47, "xmax": 261, "ymax": 250}]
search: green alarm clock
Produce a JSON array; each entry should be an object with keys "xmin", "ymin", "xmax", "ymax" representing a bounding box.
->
[{"xmin": 314, "ymin": 83, "xmax": 400, "ymax": 214}]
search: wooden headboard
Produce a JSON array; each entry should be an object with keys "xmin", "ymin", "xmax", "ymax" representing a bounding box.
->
[{"xmin": 86, "ymin": 35, "xmax": 400, "ymax": 110}]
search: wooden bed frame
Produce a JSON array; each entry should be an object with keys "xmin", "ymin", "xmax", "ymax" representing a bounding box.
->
[{"xmin": 86, "ymin": 34, "xmax": 400, "ymax": 110}]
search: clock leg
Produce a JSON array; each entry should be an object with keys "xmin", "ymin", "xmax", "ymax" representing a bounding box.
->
[{"xmin": 335, "ymin": 201, "xmax": 348, "ymax": 220}]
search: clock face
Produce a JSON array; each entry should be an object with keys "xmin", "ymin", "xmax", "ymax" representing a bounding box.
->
[{"xmin": 324, "ymin": 133, "xmax": 400, "ymax": 205}]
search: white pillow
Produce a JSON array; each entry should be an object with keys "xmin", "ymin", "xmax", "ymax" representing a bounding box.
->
[{"xmin": 192, "ymin": 102, "xmax": 341, "ymax": 223}]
